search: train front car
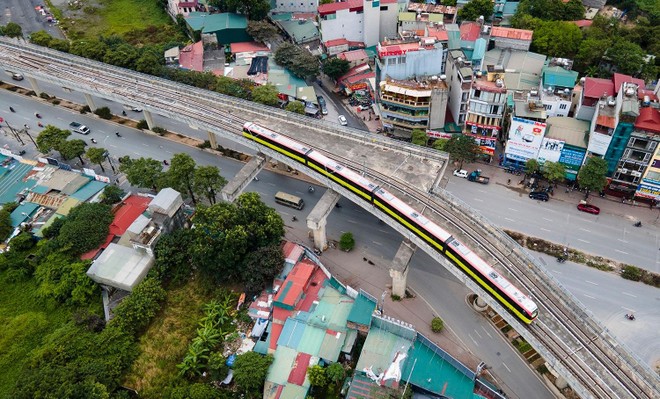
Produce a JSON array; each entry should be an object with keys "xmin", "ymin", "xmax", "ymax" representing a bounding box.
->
[{"xmin": 447, "ymin": 238, "xmax": 538, "ymax": 324}]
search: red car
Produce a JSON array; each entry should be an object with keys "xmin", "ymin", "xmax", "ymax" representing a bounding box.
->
[{"xmin": 577, "ymin": 203, "xmax": 600, "ymax": 215}]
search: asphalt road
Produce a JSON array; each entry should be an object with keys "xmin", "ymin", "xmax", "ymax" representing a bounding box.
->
[
  {"xmin": 2, "ymin": 86, "xmax": 658, "ymax": 394},
  {"xmin": 445, "ymin": 177, "xmax": 660, "ymax": 273},
  {"xmin": 0, "ymin": 0, "xmax": 64, "ymax": 39}
]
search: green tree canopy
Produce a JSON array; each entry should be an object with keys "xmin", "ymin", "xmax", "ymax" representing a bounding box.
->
[
  {"xmin": 100, "ymin": 185, "xmax": 125, "ymax": 205},
  {"xmin": 252, "ymin": 84, "xmax": 280, "ymax": 106},
  {"xmin": 577, "ymin": 157, "xmax": 608, "ymax": 197},
  {"xmin": 233, "ymin": 352, "xmax": 274, "ymax": 397},
  {"xmin": 119, "ymin": 156, "xmax": 164, "ymax": 191},
  {"xmin": 69, "ymin": 40, "xmax": 109, "ymax": 61},
  {"xmin": 575, "ymin": 38, "xmax": 612, "ymax": 71},
  {"xmin": 0, "ymin": 209, "xmax": 12, "ymax": 241},
  {"xmin": 457, "ymin": 0, "xmax": 493, "ymax": 22},
  {"xmin": 58, "ymin": 139, "xmax": 87, "ymax": 164},
  {"xmin": 103, "ymin": 43, "xmax": 139, "ymax": 69},
  {"xmin": 240, "ymin": 244, "xmax": 284, "ymax": 293},
  {"xmin": 36, "ymin": 126, "xmax": 71, "ymax": 154},
  {"xmin": 57, "ymin": 202, "xmax": 114, "ymax": 254},
  {"xmin": 246, "ymin": 20, "xmax": 279, "ymax": 43},
  {"xmin": 326, "ymin": 363, "xmax": 346, "ymax": 386},
  {"xmin": 274, "ymin": 43, "xmax": 320, "ymax": 79},
  {"xmin": 444, "ymin": 134, "xmax": 478, "ymax": 169},
  {"xmin": 34, "ymin": 252, "xmax": 97, "ymax": 305},
  {"xmin": 542, "ymin": 161, "xmax": 566, "ymax": 184},
  {"xmin": 29, "ymin": 30, "xmax": 53, "ymax": 46},
  {"xmin": 524, "ymin": 158, "xmax": 540, "ymax": 175},
  {"xmin": 166, "ymin": 153, "xmax": 197, "ymax": 204},
  {"xmin": 411, "ymin": 129, "xmax": 428, "ymax": 146},
  {"xmin": 307, "ymin": 365, "xmax": 327, "ymax": 387},
  {"xmin": 323, "ymin": 57, "xmax": 351, "ymax": 80},
  {"xmin": 3, "ymin": 22, "xmax": 23, "ymax": 38},
  {"xmin": 339, "ymin": 232, "xmax": 355, "ymax": 252},
  {"xmin": 153, "ymin": 229, "xmax": 195, "ymax": 286},
  {"xmin": 86, "ymin": 147, "xmax": 108, "ymax": 172},
  {"xmin": 285, "ymin": 101, "xmax": 305, "ymax": 114},
  {"xmin": 193, "ymin": 165, "xmax": 227, "ymax": 205},
  {"xmin": 226, "ymin": 0, "xmax": 271, "ymax": 20},
  {"xmin": 606, "ymin": 40, "xmax": 646, "ymax": 76},
  {"xmin": 135, "ymin": 51, "xmax": 163, "ymax": 75},
  {"xmin": 531, "ymin": 21, "xmax": 582, "ymax": 58}
]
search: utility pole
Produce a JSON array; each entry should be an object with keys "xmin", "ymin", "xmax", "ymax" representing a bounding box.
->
[{"xmin": 2, "ymin": 120, "xmax": 25, "ymax": 146}]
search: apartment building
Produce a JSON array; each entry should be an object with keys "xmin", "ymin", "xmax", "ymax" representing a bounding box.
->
[
  {"xmin": 539, "ymin": 58, "xmax": 579, "ymax": 117},
  {"xmin": 375, "ymin": 37, "xmax": 446, "ymax": 83},
  {"xmin": 379, "ymin": 76, "xmax": 449, "ymax": 133},
  {"xmin": 464, "ymin": 66, "xmax": 508, "ymax": 156},
  {"xmin": 445, "ymin": 49, "xmax": 473, "ymax": 126},
  {"xmin": 273, "ymin": 0, "xmax": 318, "ymax": 13},
  {"xmin": 167, "ymin": 0, "xmax": 200, "ymax": 19},
  {"xmin": 318, "ymin": 0, "xmax": 399, "ymax": 48},
  {"xmin": 635, "ymin": 108, "xmax": 660, "ymax": 202}
]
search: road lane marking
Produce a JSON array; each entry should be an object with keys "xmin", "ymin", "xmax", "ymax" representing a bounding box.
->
[
  {"xmin": 507, "ymin": 208, "xmax": 517, "ymax": 212},
  {"xmin": 480, "ymin": 326, "xmax": 492, "ymax": 338},
  {"xmin": 579, "ymin": 228, "xmax": 591, "ymax": 232},
  {"xmin": 267, "ymin": 182, "xmax": 276, "ymax": 186},
  {"xmin": 583, "ymin": 294, "xmax": 596, "ymax": 299},
  {"xmin": 473, "ymin": 329, "xmax": 482, "ymax": 339},
  {"xmin": 468, "ymin": 333, "xmax": 478, "ymax": 346},
  {"xmin": 142, "ymin": 143, "xmax": 149, "ymax": 147},
  {"xmin": 585, "ymin": 280, "xmax": 598, "ymax": 286},
  {"xmin": 552, "ymin": 270, "xmax": 562, "ymax": 274},
  {"xmin": 372, "ymin": 241, "xmax": 382, "ymax": 246},
  {"xmin": 347, "ymin": 220, "xmax": 357, "ymax": 224},
  {"xmin": 577, "ymin": 239, "xmax": 590, "ymax": 243},
  {"xmin": 378, "ymin": 229, "xmax": 389, "ymax": 233},
  {"xmin": 504, "ymin": 217, "xmax": 515, "ymax": 222},
  {"xmin": 473, "ymin": 198, "xmax": 483, "ymax": 202},
  {"xmin": 501, "ymin": 362, "xmax": 511, "ymax": 373},
  {"xmin": 617, "ymin": 239, "xmax": 628, "ymax": 243},
  {"xmin": 622, "ymin": 292, "xmax": 637, "ymax": 298},
  {"xmin": 542, "ymin": 218, "xmax": 553, "ymax": 222},
  {"xmin": 540, "ymin": 228, "xmax": 552, "ymax": 232},
  {"xmin": 615, "ymin": 249, "xmax": 629, "ymax": 254}
]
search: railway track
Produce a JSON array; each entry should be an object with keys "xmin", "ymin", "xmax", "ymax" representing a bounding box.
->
[{"xmin": 1, "ymin": 38, "xmax": 658, "ymax": 399}]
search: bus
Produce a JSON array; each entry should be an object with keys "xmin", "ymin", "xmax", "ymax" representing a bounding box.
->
[{"xmin": 275, "ymin": 191, "xmax": 304, "ymax": 210}]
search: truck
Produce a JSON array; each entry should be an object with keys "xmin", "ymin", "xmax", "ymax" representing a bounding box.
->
[
  {"xmin": 69, "ymin": 122, "xmax": 90, "ymax": 135},
  {"xmin": 468, "ymin": 170, "xmax": 489, "ymax": 184}
]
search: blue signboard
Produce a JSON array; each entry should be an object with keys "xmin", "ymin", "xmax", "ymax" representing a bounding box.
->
[{"xmin": 559, "ymin": 147, "xmax": 585, "ymax": 171}]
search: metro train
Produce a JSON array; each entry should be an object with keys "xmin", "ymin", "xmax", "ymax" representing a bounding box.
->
[{"xmin": 243, "ymin": 122, "xmax": 539, "ymax": 324}]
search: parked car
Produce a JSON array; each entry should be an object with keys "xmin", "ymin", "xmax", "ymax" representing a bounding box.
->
[
  {"xmin": 529, "ymin": 191, "xmax": 549, "ymax": 201},
  {"xmin": 69, "ymin": 121, "xmax": 90, "ymax": 135},
  {"xmin": 577, "ymin": 203, "xmax": 600, "ymax": 215},
  {"xmin": 453, "ymin": 169, "xmax": 468, "ymax": 178},
  {"xmin": 11, "ymin": 73, "xmax": 24, "ymax": 81},
  {"xmin": 338, "ymin": 115, "xmax": 348, "ymax": 126},
  {"xmin": 358, "ymin": 104, "xmax": 371, "ymax": 112},
  {"xmin": 123, "ymin": 105, "xmax": 143, "ymax": 112},
  {"xmin": 317, "ymin": 96, "xmax": 328, "ymax": 115}
]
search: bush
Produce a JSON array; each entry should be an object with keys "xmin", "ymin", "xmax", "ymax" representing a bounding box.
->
[
  {"xmin": 39, "ymin": 92, "xmax": 51, "ymax": 100},
  {"xmin": 152, "ymin": 126, "xmax": 168, "ymax": 135},
  {"xmin": 110, "ymin": 277, "xmax": 166, "ymax": 336},
  {"xmin": 94, "ymin": 106, "xmax": 113, "ymax": 120},
  {"xmin": 197, "ymin": 140, "xmax": 212, "ymax": 149},
  {"xmin": 52, "ymin": 99, "xmax": 61, "ymax": 105},
  {"xmin": 339, "ymin": 232, "xmax": 355, "ymax": 252},
  {"xmin": 80, "ymin": 105, "xmax": 91, "ymax": 114},
  {"xmin": 136, "ymin": 119, "xmax": 149, "ymax": 130},
  {"xmin": 391, "ymin": 294, "xmax": 401, "ymax": 301},
  {"xmin": 431, "ymin": 317, "xmax": 444, "ymax": 333},
  {"xmin": 621, "ymin": 265, "xmax": 643, "ymax": 281}
]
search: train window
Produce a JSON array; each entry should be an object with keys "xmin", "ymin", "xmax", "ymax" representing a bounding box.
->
[
  {"xmin": 450, "ymin": 240, "xmax": 471, "ymax": 255},
  {"xmin": 376, "ymin": 188, "xmax": 394, "ymax": 200},
  {"xmin": 409, "ymin": 212, "xmax": 430, "ymax": 225},
  {"xmin": 489, "ymin": 272, "xmax": 499, "ymax": 279}
]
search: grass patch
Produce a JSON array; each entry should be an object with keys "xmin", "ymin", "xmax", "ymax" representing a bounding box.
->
[
  {"xmin": 63, "ymin": 0, "xmax": 172, "ymax": 40},
  {"xmin": 122, "ymin": 277, "xmax": 217, "ymax": 397},
  {"xmin": 0, "ymin": 277, "xmax": 77, "ymax": 395}
]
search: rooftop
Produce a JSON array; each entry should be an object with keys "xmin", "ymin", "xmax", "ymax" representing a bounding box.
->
[
  {"xmin": 325, "ymin": 38, "xmax": 349, "ymax": 48},
  {"xmin": 277, "ymin": 18, "xmax": 319, "ymax": 44},
  {"xmin": 407, "ymin": 3, "xmax": 457, "ymax": 15},
  {"xmin": 545, "ymin": 116, "xmax": 589, "ymax": 148},
  {"xmin": 230, "ymin": 41, "xmax": 270, "ymax": 54},
  {"xmin": 398, "ymin": 11, "xmax": 443, "ymax": 23},
  {"xmin": 381, "ymin": 77, "xmax": 448, "ymax": 95},
  {"xmin": 459, "ymin": 21, "xmax": 481, "ymax": 42},
  {"xmin": 185, "ymin": 12, "xmax": 247, "ymax": 33},
  {"xmin": 482, "ymin": 48, "xmax": 547, "ymax": 91},
  {"xmin": 318, "ymin": 0, "xmax": 397, "ymax": 15},
  {"xmin": 427, "ymin": 26, "xmax": 449, "ymax": 41},
  {"xmin": 613, "ymin": 73, "xmax": 645, "ymax": 94},
  {"xmin": 635, "ymin": 107, "xmax": 660, "ymax": 133},
  {"xmin": 179, "ymin": 41, "xmax": 204, "ymax": 72},
  {"xmin": 378, "ymin": 38, "xmax": 441, "ymax": 58},
  {"xmin": 490, "ymin": 26, "xmax": 533, "ymax": 41},
  {"xmin": 86, "ymin": 243, "xmax": 155, "ymax": 291},
  {"xmin": 542, "ymin": 65, "xmax": 579, "ymax": 89},
  {"xmin": 339, "ymin": 49, "xmax": 368, "ymax": 62},
  {"xmin": 583, "ymin": 77, "xmax": 615, "ymax": 99}
]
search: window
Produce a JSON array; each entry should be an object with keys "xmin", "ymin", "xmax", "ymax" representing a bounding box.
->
[
  {"xmin": 559, "ymin": 103, "xmax": 567, "ymax": 110},
  {"xmin": 473, "ymin": 89, "xmax": 481, "ymax": 98},
  {"xmin": 380, "ymin": 6, "xmax": 389, "ymax": 10}
]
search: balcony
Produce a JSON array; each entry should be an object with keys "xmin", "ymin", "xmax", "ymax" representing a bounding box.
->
[
  {"xmin": 381, "ymin": 107, "xmax": 429, "ymax": 122},
  {"xmin": 385, "ymin": 117, "xmax": 428, "ymax": 130},
  {"xmin": 380, "ymin": 94, "xmax": 430, "ymax": 108}
]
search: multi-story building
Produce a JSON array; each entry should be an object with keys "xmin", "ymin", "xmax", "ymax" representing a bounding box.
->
[
  {"xmin": 488, "ymin": 26, "xmax": 533, "ymax": 51},
  {"xmin": 273, "ymin": 0, "xmax": 318, "ymax": 13},
  {"xmin": 502, "ymin": 90, "xmax": 548, "ymax": 167},
  {"xmin": 375, "ymin": 37, "xmax": 446, "ymax": 84},
  {"xmin": 445, "ymin": 49, "xmax": 473, "ymax": 126},
  {"xmin": 575, "ymin": 77, "xmax": 615, "ymax": 122},
  {"xmin": 407, "ymin": 3, "xmax": 457, "ymax": 25},
  {"xmin": 318, "ymin": 0, "xmax": 399, "ymax": 48},
  {"xmin": 378, "ymin": 76, "xmax": 449, "ymax": 133},
  {"xmin": 539, "ymin": 58, "xmax": 579, "ymax": 117},
  {"xmin": 464, "ymin": 65, "xmax": 508, "ymax": 157},
  {"xmin": 636, "ymin": 108, "xmax": 660, "ymax": 202},
  {"xmin": 167, "ymin": 0, "xmax": 200, "ymax": 19},
  {"xmin": 493, "ymin": 0, "xmax": 521, "ymax": 26}
]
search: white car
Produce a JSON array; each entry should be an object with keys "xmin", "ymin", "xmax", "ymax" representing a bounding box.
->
[
  {"xmin": 453, "ymin": 169, "xmax": 468, "ymax": 178},
  {"xmin": 338, "ymin": 115, "xmax": 348, "ymax": 126}
]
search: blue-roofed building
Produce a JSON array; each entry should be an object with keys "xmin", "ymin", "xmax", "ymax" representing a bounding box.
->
[
  {"xmin": 185, "ymin": 12, "xmax": 250, "ymax": 44},
  {"xmin": 539, "ymin": 58, "xmax": 579, "ymax": 118},
  {"xmin": 10, "ymin": 202, "xmax": 39, "ymax": 227},
  {"xmin": 494, "ymin": 0, "xmax": 521, "ymax": 26}
]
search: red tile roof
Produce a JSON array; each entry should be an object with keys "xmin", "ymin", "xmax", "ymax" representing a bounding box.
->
[
  {"xmin": 427, "ymin": 26, "xmax": 449, "ymax": 41},
  {"xmin": 318, "ymin": 0, "xmax": 362, "ymax": 15},
  {"xmin": 613, "ymin": 73, "xmax": 645, "ymax": 94},
  {"xmin": 635, "ymin": 107, "xmax": 660, "ymax": 133},
  {"xmin": 325, "ymin": 38, "xmax": 349, "ymax": 48},
  {"xmin": 638, "ymin": 89, "xmax": 657, "ymax": 102},
  {"xmin": 339, "ymin": 49, "xmax": 368, "ymax": 62},
  {"xmin": 287, "ymin": 352, "xmax": 312, "ymax": 385},
  {"xmin": 230, "ymin": 41, "xmax": 270, "ymax": 54},
  {"xmin": 570, "ymin": 19, "xmax": 593, "ymax": 28},
  {"xmin": 274, "ymin": 260, "xmax": 315, "ymax": 308},
  {"xmin": 583, "ymin": 77, "xmax": 614, "ymax": 99},
  {"xmin": 596, "ymin": 115, "xmax": 616, "ymax": 129},
  {"xmin": 460, "ymin": 21, "xmax": 481, "ymax": 41},
  {"xmin": 179, "ymin": 41, "xmax": 204, "ymax": 72},
  {"xmin": 490, "ymin": 26, "xmax": 533, "ymax": 41}
]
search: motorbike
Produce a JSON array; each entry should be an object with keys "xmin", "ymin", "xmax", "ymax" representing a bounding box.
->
[
  {"xmin": 625, "ymin": 313, "xmax": 635, "ymax": 321},
  {"xmin": 9, "ymin": 106, "xmax": 15, "ymax": 113},
  {"xmin": 91, "ymin": 138, "xmax": 97, "ymax": 144},
  {"xmin": 291, "ymin": 216, "xmax": 297, "ymax": 222},
  {"xmin": 253, "ymin": 176, "xmax": 259, "ymax": 181},
  {"xmin": 507, "ymin": 178, "xmax": 511, "ymax": 186},
  {"xmin": 122, "ymin": 111, "xmax": 127, "ymax": 116},
  {"xmin": 37, "ymin": 122, "xmax": 43, "ymax": 128},
  {"xmin": 35, "ymin": 113, "xmax": 42, "ymax": 119},
  {"xmin": 163, "ymin": 160, "xmax": 169, "ymax": 166},
  {"xmin": 308, "ymin": 186, "xmax": 315, "ymax": 193},
  {"xmin": 634, "ymin": 221, "xmax": 642, "ymax": 227},
  {"xmin": 335, "ymin": 203, "xmax": 342, "ymax": 208},
  {"xmin": 115, "ymin": 132, "xmax": 121, "ymax": 137},
  {"xmin": 556, "ymin": 256, "xmax": 566, "ymax": 263}
]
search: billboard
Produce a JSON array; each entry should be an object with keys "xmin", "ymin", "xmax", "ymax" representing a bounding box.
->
[
  {"xmin": 537, "ymin": 138, "xmax": 565, "ymax": 164},
  {"xmin": 587, "ymin": 131, "xmax": 612, "ymax": 155},
  {"xmin": 505, "ymin": 117, "xmax": 547, "ymax": 161},
  {"xmin": 636, "ymin": 183, "xmax": 660, "ymax": 200}
]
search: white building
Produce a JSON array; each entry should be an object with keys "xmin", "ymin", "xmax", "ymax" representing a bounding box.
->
[
  {"xmin": 167, "ymin": 0, "xmax": 200, "ymax": 19},
  {"xmin": 445, "ymin": 49, "xmax": 473, "ymax": 126},
  {"xmin": 375, "ymin": 37, "xmax": 446, "ymax": 84},
  {"xmin": 539, "ymin": 59, "xmax": 579, "ymax": 118},
  {"xmin": 318, "ymin": 0, "xmax": 399, "ymax": 48},
  {"xmin": 274, "ymin": 0, "xmax": 319, "ymax": 13}
]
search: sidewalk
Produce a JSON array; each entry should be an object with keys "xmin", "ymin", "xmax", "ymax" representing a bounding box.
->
[{"xmin": 284, "ymin": 226, "xmax": 482, "ymax": 371}]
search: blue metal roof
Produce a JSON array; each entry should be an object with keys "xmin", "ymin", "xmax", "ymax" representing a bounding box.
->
[
  {"xmin": 10, "ymin": 202, "xmax": 39, "ymax": 227},
  {"xmin": 70, "ymin": 180, "xmax": 107, "ymax": 202}
]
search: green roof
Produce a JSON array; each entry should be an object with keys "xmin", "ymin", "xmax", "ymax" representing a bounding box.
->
[
  {"xmin": 542, "ymin": 66, "xmax": 579, "ymax": 88},
  {"xmin": 398, "ymin": 12, "xmax": 416, "ymax": 21},
  {"xmin": 186, "ymin": 12, "xmax": 247, "ymax": 33},
  {"xmin": 278, "ymin": 19, "xmax": 318, "ymax": 44},
  {"xmin": 347, "ymin": 291, "xmax": 376, "ymax": 326}
]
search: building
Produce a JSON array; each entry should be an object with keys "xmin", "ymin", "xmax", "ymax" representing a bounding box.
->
[
  {"xmin": 406, "ymin": 3, "xmax": 457, "ymax": 25},
  {"xmin": 539, "ymin": 58, "xmax": 579, "ymax": 117},
  {"xmin": 480, "ymin": 48, "xmax": 547, "ymax": 92},
  {"xmin": 493, "ymin": 0, "xmax": 521, "ymax": 26},
  {"xmin": 318, "ymin": 0, "xmax": 399, "ymax": 48},
  {"xmin": 177, "ymin": 41, "xmax": 204, "ymax": 72},
  {"xmin": 230, "ymin": 42, "xmax": 271, "ymax": 66},
  {"xmin": 324, "ymin": 38, "xmax": 350, "ymax": 56},
  {"xmin": 459, "ymin": 21, "xmax": 488, "ymax": 66},
  {"xmin": 636, "ymin": 108, "xmax": 660, "ymax": 201},
  {"xmin": 541, "ymin": 117, "xmax": 589, "ymax": 181},
  {"xmin": 575, "ymin": 77, "xmax": 615, "ymax": 122},
  {"xmin": 445, "ymin": 49, "xmax": 473, "ymax": 126},
  {"xmin": 489, "ymin": 26, "xmax": 533, "ymax": 51},
  {"xmin": 167, "ymin": 0, "xmax": 201, "ymax": 19},
  {"xmin": 375, "ymin": 37, "xmax": 446, "ymax": 84},
  {"xmin": 272, "ymin": 0, "xmax": 318, "ymax": 13},
  {"xmin": 378, "ymin": 76, "xmax": 449, "ymax": 134},
  {"xmin": 502, "ymin": 91, "xmax": 548, "ymax": 167},
  {"xmin": 338, "ymin": 49, "xmax": 370, "ymax": 67},
  {"xmin": 185, "ymin": 12, "xmax": 250, "ymax": 45},
  {"xmin": 465, "ymin": 66, "xmax": 508, "ymax": 156},
  {"xmin": 276, "ymin": 16, "xmax": 319, "ymax": 45}
]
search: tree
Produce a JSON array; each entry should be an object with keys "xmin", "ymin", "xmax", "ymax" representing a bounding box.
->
[
  {"xmin": 110, "ymin": 276, "xmax": 166, "ymax": 336},
  {"xmin": 432, "ymin": 139, "xmax": 448, "ymax": 151},
  {"xmin": 339, "ymin": 232, "xmax": 355, "ymax": 252},
  {"xmin": 34, "ymin": 252, "xmax": 97, "ymax": 305},
  {"xmin": 36, "ymin": 126, "xmax": 71, "ymax": 154},
  {"xmin": 252, "ymin": 84, "xmax": 280, "ymax": 106},
  {"xmin": 58, "ymin": 139, "xmax": 87, "ymax": 164},
  {"xmin": 531, "ymin": 21, "xmax": 582, "ymax": 58},
  {"xmin": 577, "ymin": 157, "xmax": 608, "ymax": 198},
  {"xmin": 575, "ymin": 38, "xmax": 612, "ymax": 71},
  {"xmin": 103, "ymin": 43, "xmax": 139, "ymax": 69},
  {"xmin": 86, "ymin": 147, "xmax": 108, "ymax": 172},
  {"xmin": 291, "ymin": 52, "xmax": 320, "ymax": 79},
  {"xmin": 135, "ymin": 51, "xmax": 163, "ymax": 75},
  {"xmin": 240, "ymin": 244, "xmax": 284, "ymax": 293},
  {"xmin": 193, "ymin": 165, "xmax": 227, "ymax": 205},
  {"xmin": 153, "ymin": 229, "xmax": 195, "ymax": 286},
  {"xmin": 444, "ymin": 134, "xmax": 478, "ymax": 169},
  {"xmin": 119, "ymin": 157, "xmax": 164, "ymax": 191},
  {"xmin": 226, "ymin": 0, "xmax": 271, "ymax": 20},
  {"xmin": 431, "ymin": 316, "xmax": 444, "ymax": 333},
  {"xmin": 0, "ymin": 209, "xmax": 12, "ymax": 241},
  {"xmin": 3, "ymin": 22, "xmax": 23, "ymax": 38},
  {"xmin": 563, "ymin": 0, "xmax": 586, "ymax": 20},
  {"xmin": 69, "ymin": 40, "xmax": 109, "ymax": 61},
  {"xmin": 246, "ymin": 20, "xmax": 279, "ymax": 43},
  {"xmin": 274, "ymin": 42, "xmax": 299, "ymax": 68},
  {"xmin": 307, "ymin": 365, "xmax": 327, "ymax": 387},
  {"xmin": 57, "ymin": 202, "xmax": 114, "ymax": 254},
  {"xmin": 29, "ymin": 30, "xmax": 53, "ymax": 46},
  {"xmin": 167, "ymin": 153, "xmax": 197, "ymax": 204},
  {"xmin": 233, "ymin": 352, "xmax": 274, "ymax": 397},
  {"xmin": 606, "ymin": 40, "xmax": 646, "ymax": 75},
  {"xmin": 323, "ymin": 57, "xmax": 350, "ymax": 81},
  {"xmin": 524, "ymin": 158, "xmax": 540, "ymax": 175},
  {"xmin": 326, "ymin": 363, "xmax": 346, "ymax": 387},
  {"xmin": 411, "ymin": 129, "xmax": 428, "ymax": 146},
  {"xmin": 458, "ymin": 0, "xmax": 493, "ymax": 22},
  {"xmin": 100, "ymin": 185, "xmax": 125, "ymax": 205},
  {"xmin": 542, "ymin": 161, "xmax": 566, "ymax": 185},
  {"xmin": 285, "ymin": 101, "xmax": 305, "ymax": 114}
]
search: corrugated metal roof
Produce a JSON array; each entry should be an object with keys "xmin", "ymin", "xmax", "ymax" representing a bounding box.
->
[
  {"xmin": 148, "ymin": 187, "xmax": 181, "ymax": 217},
  {"xmin": 70, "ymin": 180, "xmax": 107, "ymax": 202},
  {"xmin": 267, "ymin": 346, "xmax": 297, "ymax": 385},
  {"xmin": 542, "ymin": 66, "xmax": 578, "ymax": 88},
  {"xmin": 287, "ymin": 352, "xmax": 312, "ymax": 385},
  {"xmin": 86, "ymin": 243, "xmax": 155, "ymax": 291},
  {"xmin": 10, "ymin": 202, "xmax": 39, "ymax": 227},
  {"xmin": 185, "ymin": 12, "xmax": 247, "ymax": 33},
  {"xmin": 347, "ymin": 292, "xmax": 376, "ymax": 326}
]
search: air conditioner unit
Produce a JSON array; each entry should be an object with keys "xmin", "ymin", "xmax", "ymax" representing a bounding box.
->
[{"xmin": 620, "ymin": 168, "xmax": 629, "ymax": 174}]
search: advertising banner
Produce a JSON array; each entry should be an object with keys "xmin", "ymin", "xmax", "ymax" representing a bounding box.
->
[
  {"xmin": 426, "ymin": 130, "xmax": 453, "ymax": 139},
  {"xmin": 636, "ymin": 184, "xmax": 660, "ymax": 200},
  {"xmin": 558, "ymin": 146, "xmax": 585, "ymax": 172},
  {"xmin": 537, "ymin": 138, "xmax": 565, "ymax": 164},
  {"xmin": 587, "ymin": 131, "xmax": 612, "ymax": 155},
  {"xmin": 505, "ymin": 117, "xmax": 547, "ymax": 161},
  {"xmin": 470, "ymin": 135, "xmax": 496, "ymax": 155}
]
